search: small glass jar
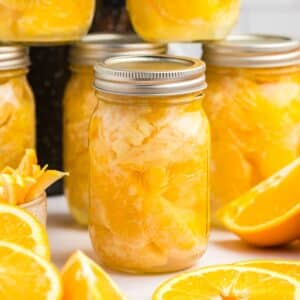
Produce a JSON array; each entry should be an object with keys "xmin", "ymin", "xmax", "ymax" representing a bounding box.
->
[
  {"xmin": 0, "ymin": 45, "xmax": 35, "ymax": 170},
  {"xmin": 63, "ymin": 34, "xmax": 166, "ymax": 226},
  {"xmin": 89, "ymin": 55, "xmax": 210, "ymax": 273},
  {"xmin": 0, "ymin": 0, "xmax": 95, "ymax": 44},
  {"xmin": 127, "ymin": 0, "xmax": 240, "ymax": 42},
  {"xmin": 203, "ymin": 35, "xmax": 300, "ymax": 221}
]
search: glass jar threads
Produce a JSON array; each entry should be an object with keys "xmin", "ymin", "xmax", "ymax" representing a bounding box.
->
[
  {"xmin": 63, "ymin": 34, "xmax": 166, "ymax": 225},
  {"xmin": 203, "ymin": 35, "xmax": 300, "ymax": 221},
  {"xmin": 89, "ymin": 55, "xmax": 210, "ymax": 273},
  {"xmin": 127, "ymin": 0, "xmax": 240, "ymax": 42},
  {"xmin": 0, "ymin": 45, "xmax": 35, "ymax": 169},
  {"xmin": 0, "ymin": 0, "xmax": 95, "ymax": 43}
]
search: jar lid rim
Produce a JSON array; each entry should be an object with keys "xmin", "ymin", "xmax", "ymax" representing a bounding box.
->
[
  {"xmin": 0, "ymin": 44, "xmax": 29, "ymax": 70},
  {"xmin": 70, "ymin": 34, "xmax": 167, "ymax": 66},
  {"xmin": 94, "ymin": 55, "xmax": 207, "ymax": 96},
  {"xmin": 203, "ymin": 34, "xmax": 300, "ymax": 68}
]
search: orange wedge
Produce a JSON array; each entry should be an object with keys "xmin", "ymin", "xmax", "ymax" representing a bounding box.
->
[
  {"xmin": 153, "ymin": 265, "xmax": 300, "ymax": 300},
  {"xmin": 62, "ymin": 251, "xmax": 126, "ymax": 300},
  {"xmin": 218, "ymin": 158, "xmax": 300, "ymax": 246},
  {"xmin": 237, "ymin": 260, "xmax": 300, "ymax": 280},
  {"xmin": 0, "ymin": 241, "xmax": 61, "ymax": 300},
  {"xmin": 0, "ymin": 203, "xmax": 50, "ymax": 259}
]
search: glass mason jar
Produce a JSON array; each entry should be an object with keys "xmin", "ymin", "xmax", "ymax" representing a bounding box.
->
[
  {"xmin": 127, "ymin": 0, "xmax": 240, "ymax": 42},
  {"xmin": 0, "ymin": 45, "xmax": 35, "ymax": 170},
  {"xmin": 203, "ymin": 35, "xmax": 300, "ymax": 221},
  {"xmin": 89, "ymin": 55, "xmax": 210, "ymax": 273},
  {"xmin": 63, "ymin": 34, "xmax": 166, "ymax": 226},
  {"xmin": 0, "ymin": 0, "xmax": 95, "ymax": 43}
]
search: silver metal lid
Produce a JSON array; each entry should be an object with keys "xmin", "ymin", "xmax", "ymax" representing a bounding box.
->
[
  {"xmin": 203, "ymin": 34, "xmax": 300, "ymax": 68},
  {"xmin": 70, "ymin": 34, "xmax": 167, "ymax": 66},
  {"xmin": 94, "ymin": 55, "xmax": 207, "ymax": 96},
  {"xmin": 0, "ymin": 45, "xmax": 29, "ymax": 70}
]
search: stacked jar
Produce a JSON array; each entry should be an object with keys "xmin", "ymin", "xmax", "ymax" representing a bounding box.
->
[
  {"xmin": 202, "ymin": 35, "xmax": 300, "ymax": 221},
  {"xmin": 0, "ymin": 0, "xmax": 95, "ymax": 43},
  {"xmin": 63, "ymin": 34, "xmax": 167, "ymax": 225}
]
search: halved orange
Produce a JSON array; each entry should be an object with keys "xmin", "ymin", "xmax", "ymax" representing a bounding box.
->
[
  {"xmin": 218, "ymin": 158, "xmax": 300, "ymax": 246},
  {"xmin": 0, "ymin": 203, "xmax": 50, "ymax": 259},
  {"xmin": 153, "ymin": 265, "xmax": 300, "ymax": 300},
  {"xmin": 237, "ymin": 260, "xmax": 300, "ymax": 280},
  {"xmin": 62, "ymin": 251, "xmax": 126, "ymax": 300},
  {"xmin": 0, "ymin": 241, "xmax": 61, "ymax": 300}
]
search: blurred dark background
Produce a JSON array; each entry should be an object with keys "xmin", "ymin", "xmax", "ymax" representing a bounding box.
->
[{"xmin": 29, "ymin": 0, "xmax": 133, "ymax": 194}]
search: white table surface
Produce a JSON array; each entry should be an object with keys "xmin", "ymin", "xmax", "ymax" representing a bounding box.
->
[{"xmin": 48, "ymin": 195, "xmax": 300, "ymax": 300}]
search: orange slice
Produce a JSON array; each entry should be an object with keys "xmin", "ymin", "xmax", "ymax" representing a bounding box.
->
[
  {"xmin": 153, "ymin": 265, "xmax": 300, "ymax": 300},
  {"xmin": 217, "ymin": 158, "xmax": 300, "ymax": 246},
  {"xmin": 62, "ymin": 251, "xmax": 126, "ymax": 300},
  {"xmin": 237, "ymin": 260, "xmax": 300, "ymax": 280},
  {"xmin": 0, "ymin": 203, "xmax": 50, "ymax": 259},
  {"xmin": 0, "ymin": 241, "xmax": 61, "ymax": 300}
]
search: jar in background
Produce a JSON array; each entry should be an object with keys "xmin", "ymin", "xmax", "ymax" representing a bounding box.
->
[
  {"xmin": 127, "ymin": 0, "xmax": 240, "ymax": 42},
  {"xmin": 63, "ymin": 34, "xmax": 166, "ymax": 226},
  {"xmin": 90, "ymin": 55, "xmax": 210, "ymax": 273},
  {"xmin": 0, "ymin": 45, "xmax": 35, "ymax": 170},
  {"xmin": 0, "ymin": 0, "xmax": 95, "ymax": 43},
  {"xmin": 203, "ymin": 35, "xmax": 300, "ymax": 221}
]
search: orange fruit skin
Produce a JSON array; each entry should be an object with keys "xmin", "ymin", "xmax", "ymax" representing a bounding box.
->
[
  {"xmin": 0, "ymin": 241, "xmax": 62, "ymax": 300},
  {"xmin": 224, "ymin": 208, "xmax": 300, "ymax": 247},
  {"xmin": 152, "ymin": 264, "xmax": 300, "ymax": 300},
  {"xmin": 218, "ymin": 158, "xmax": 300, "ymax": 247},
  {"xmin": 236, "ymin": 260, "xmax": 300, "ymax": 280},
  {"xmin": 0, "ymin": 203, "xmax": 50, "ymax": 259}
]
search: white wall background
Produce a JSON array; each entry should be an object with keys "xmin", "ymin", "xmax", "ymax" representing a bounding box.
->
[
  {"xmin": 169, "ymin": 0, "xmax": 300, "ymax": 57},
  {"xmin": 236, "ymin": 0, "xmax": 300, "ymax": 38}
]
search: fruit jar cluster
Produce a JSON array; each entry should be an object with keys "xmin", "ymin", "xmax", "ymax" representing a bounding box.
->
[
  {"xmin": 0, "ymin": 45, "xmax": 35, "ymax": 170},
  {"xmin": 203, "ymin": 35, "xmax": 300, "ymax": 221},
  {"xmin": 89, "ymin": 55, "xmax": 210, "ymax": 273},
  {"xmin": 63, "ymin": 34, "xmax": 166, "ymax": 226}
]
